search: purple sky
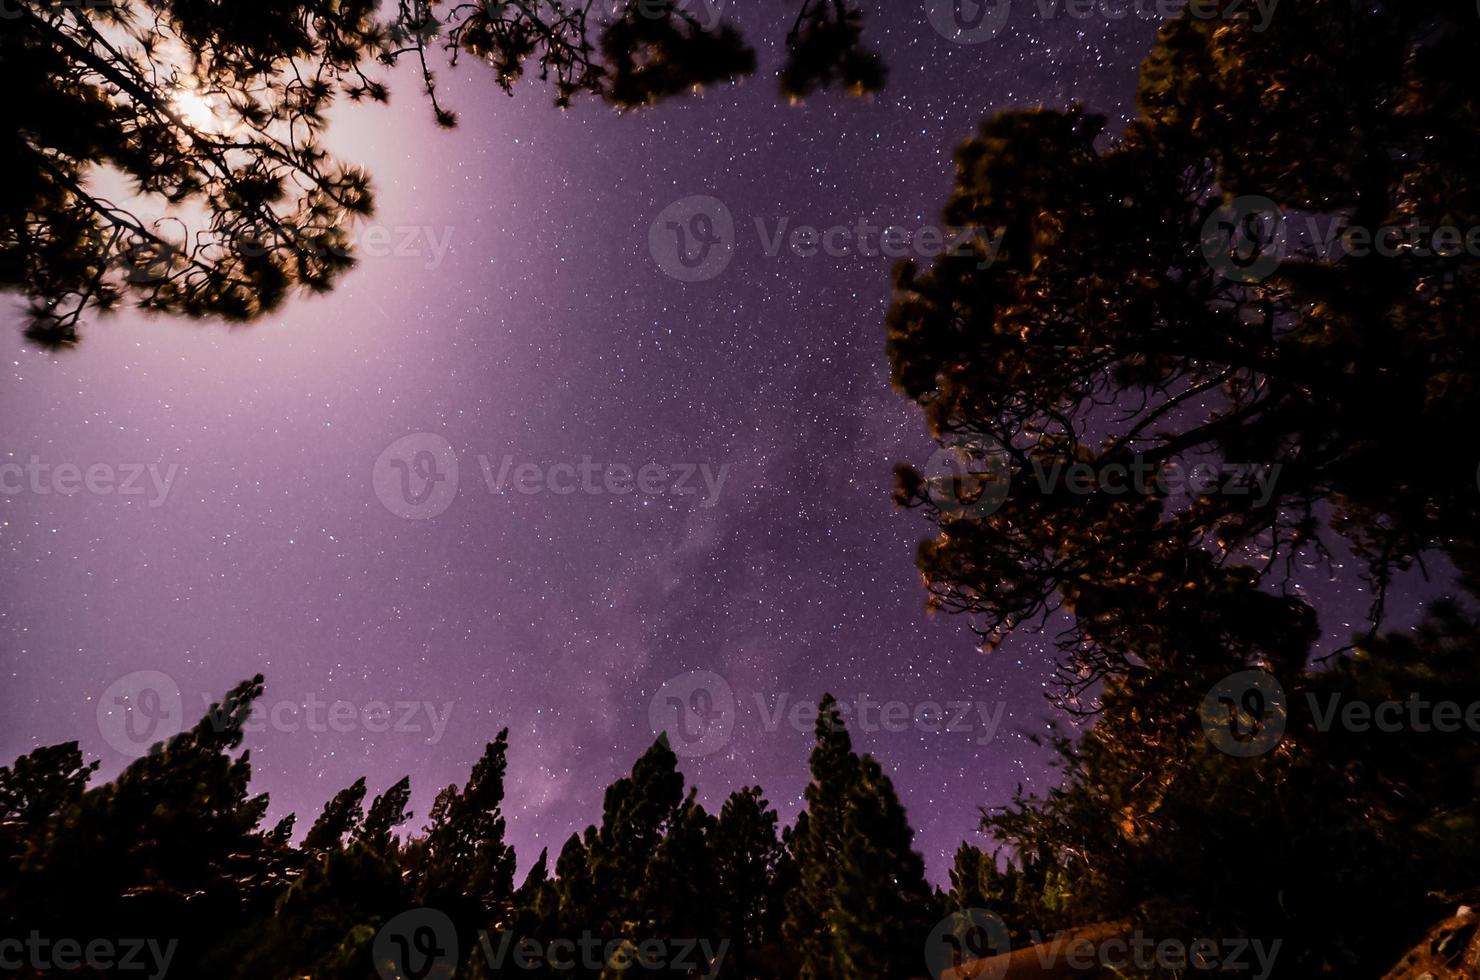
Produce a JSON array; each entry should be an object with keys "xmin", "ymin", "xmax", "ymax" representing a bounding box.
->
[{"xmin": 0, "ymin": 3, "xmax": 1449, "ymax": 880}]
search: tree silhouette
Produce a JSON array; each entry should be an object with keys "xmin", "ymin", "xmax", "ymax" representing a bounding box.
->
[
  {"xmin": 304, "ymin": 775, "xmax": 369, "ymax": 851},
  {"xmin": 782, "ymin": 695, "xmax": 934, "ymax": 978},
  {"xmin": 2, "ymin": 0, "xmax": 381, "ymax": 347},
  {"xmin": 2, "ymin": 0, "xmax": 883, "ymax": 346},
  {"xmin": 879, "ymin": 7, "xmax": 1480, "ymax": 971},
  {"xmin": 567, "ymin": 737, "xmax": 704, "ymax": 953},
  {"xmin": 710, "ymin": 786, "xmax": 784, "ymax": 975},
  {"xmin": 889, "ymin": 0, "xmax": 1480, "ymax": 702},
  {"xmin": 357, "ymin": 774, "xmax": 414, "ymax": 855},
  {"xmin": 982, "ymin": 597, "xmax": 1480, "ymax": 974},
  {"xmin": 3, "ymin": 668, "xmax": 1474, "ymax": 975},
  {"xmin": 0, "ymin": 741, "xmax": 97, "ymax": 832},
  {"xmin": 404, "ymin": 729, "xmax": 518, "ymax": 944},
  {"xmin": 780, "ymin": 0, "xmax": 885, "ymax": 102},
  {"xmin": 0, "ymin": 675, "xmax": 295, "ymax": 975}
]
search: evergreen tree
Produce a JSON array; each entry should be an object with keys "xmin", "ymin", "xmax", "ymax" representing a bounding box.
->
[
  {"xmin": 711, "ymin": 787, "xmax": 784, "ymax": 976},
  {"xmin": 233, "ymin": 839, "xmax": 409, "ymax": 980},
  {"xmin": 267, "ymin": 812, "xmax": 297, "ymax": 846},
  {"xmin": 0, "ymin": 741, "xmax": 97, "ymax": 830},
  {"xmin": 779, "ymin": 0, "xmax": 885, "ymax": 101},
  {"xmin": 356, "ymin": 775, "xmax": 413, "ymax": 855},
  {"xmin": 782, "ymin": 695, "xmax": 935, "ymax": 979},
  {"xmin": 0, "ymin": 676, "xmax": 295, "ymax": 975},
  {"xmin": 943, "ymin": 842, "xmax": 1071, "ymax": 949},
  {"xmin": 889, "ymin": 0, "xmax": 1480, "ymax": 701},
  {"xmin": 986, "ymin": 598, "xmax": 1480, "ymax": 973},
  {"xmin": 408, "ymin": 730, "xmax": 518, "ymax": 935},
  {"xmin": 516, "ymin": 846, "xmax": 550, "ymax": 905},
  {"xmin": 304, "ymin": 776, "xmax": 368, "ymax": 851},
  {"xmin": 551, "ymin": 829, "xmax": 598, "ymax": 946}
]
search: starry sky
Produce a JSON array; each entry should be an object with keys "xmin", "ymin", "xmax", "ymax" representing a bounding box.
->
[{"xmin": 0, "ymin": 2, "xmax": 1447, "ymax": 880}]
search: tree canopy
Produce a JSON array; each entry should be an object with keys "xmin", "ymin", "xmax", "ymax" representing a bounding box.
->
[
  {"xmin": 888, "ymin": 1, "xmax": 1480, "ymax": 973},
  {"xmin": 1, "ymin": 0, "xmax": 884, "ymax": 347},
  {"xmin": 890, "ymin": 0, "xmax": 1480, "ymax": 700}
]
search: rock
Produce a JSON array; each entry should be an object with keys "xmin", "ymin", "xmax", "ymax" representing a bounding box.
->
[{"xmin": 1383, "ymin": 906, "xmax": 1480, "ymax": 979}]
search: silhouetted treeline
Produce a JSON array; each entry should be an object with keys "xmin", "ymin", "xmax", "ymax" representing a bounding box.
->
[
  {"xmin": 0, "ymin": 689, "xmax": 943, "ymax": 978},
  {"xmin": 6, "ymin": 616, "xmax": 1480, "ymax": 979}
]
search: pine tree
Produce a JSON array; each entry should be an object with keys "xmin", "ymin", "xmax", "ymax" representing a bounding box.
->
[
  {"xmin": 710, "ymin": 787, "xmax": 784, "ymax": 976},
  {"xmin": 356, "ymin": 775, "xmax": 413, "ymax": 855},
  {"xmin": 303, "ymin": 776, "xmax": 368, "ymax": 851},
  {"xmin": 4, "ymin": 0, "xmax": 883, "ymax": 345},
  {"xmin": 888, "ymin": 1, "xmax": 1480, "ymax": 700},
  {"xmin": 234, "ymin": 839, "xmax": 408, "ymax": 980},
  {"xmin": 1, "ymin": 677, "xmax": 292, "ymax": 975},
  {"xmin": 0, "ymin": 742, "xmax": 97, "ymax": 829},
  {"xmin": 410, "ymin": 730, "xmax": 518, "ymax": 927},
  {"xmin": 782, "ymin": 695, "xmax": 935, "ymax": 978}
]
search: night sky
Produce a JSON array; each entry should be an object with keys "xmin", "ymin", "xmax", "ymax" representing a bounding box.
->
[{"xmin": 0, "ymin": 3, "xmax": 1446, "ymax": 880}]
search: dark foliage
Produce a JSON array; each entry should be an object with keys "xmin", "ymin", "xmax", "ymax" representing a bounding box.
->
[
  {"xmin": 889, "ymin": 0, "xmax": 1480, "ymax": 700},
  {"xmin": 2, "ymin": 0, "xmax": 884, "ymax": 345},
  {"xmin": 887, "ymin": 1, "xmax": 1480, "ymax": 975},
  {"xmin": 0, "ymin": 682, "xmax": 939, "ymax": 978}
]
